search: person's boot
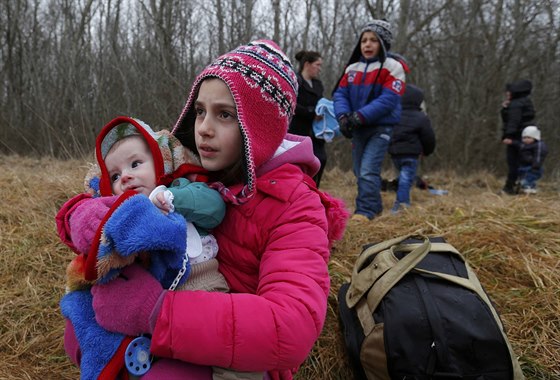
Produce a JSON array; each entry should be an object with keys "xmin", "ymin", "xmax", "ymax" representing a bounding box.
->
[{"xmin": 501, "ymin": 182, "xmax": 517, "ymax": 195}]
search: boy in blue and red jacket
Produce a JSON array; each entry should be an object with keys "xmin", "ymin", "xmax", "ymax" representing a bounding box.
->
[{"xmin": 333, "ymin": 19, "xmax": 408, "ymax": 220}]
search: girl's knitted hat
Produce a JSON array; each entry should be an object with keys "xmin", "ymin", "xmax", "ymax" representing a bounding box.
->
[
  {"xmin": 171, "ymin": 40, "xmax": 298, "ymax": 204},
  {"xmin": 91, "ymin": 116, "xmax": 204, "ymax": 196}
]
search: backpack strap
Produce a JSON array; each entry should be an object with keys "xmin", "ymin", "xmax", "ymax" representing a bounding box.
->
[
  {"xmin": 351, "ymin": 239, "xmax": 462, "ymax": 335},
  {"xmin": 347, "ymin": 235, "xmax": 430, "ymax": 308},
  {"xmin": 349, "ymin": 236, "xmax": 432, "ymax": 335},
  {"xmin": 360, "ymin": 241, "xmax": 463, "ymax": 333}
]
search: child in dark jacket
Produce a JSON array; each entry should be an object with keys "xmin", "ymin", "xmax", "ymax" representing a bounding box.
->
[
  {"xmin": 500, "ymin": 79, "xmax": 536, "ymax": 194},
  {"xmin": 388, "ymin": 84, "xmax": 435, "ymax": 213},
  {"xmin": 512, "ymin": 125, "xmax": 548, "ymax": 194}
]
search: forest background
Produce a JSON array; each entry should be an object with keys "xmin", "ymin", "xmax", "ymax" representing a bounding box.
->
[
  {"xmin": 1, "ymin": 0, "xmax": 559, "ymax": 177},
  {"xmin": 1, "ymin": 1, "xmax": 560, "ymax": 378}
]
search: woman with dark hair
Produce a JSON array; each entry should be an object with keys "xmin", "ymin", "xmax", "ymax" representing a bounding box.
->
[{"xmin": 289, "ymin": 50, "xmax": 327, "ymax": 187}]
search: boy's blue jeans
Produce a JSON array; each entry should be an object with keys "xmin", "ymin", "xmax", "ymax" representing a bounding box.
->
[
  {"xmin": 392, "ymin": 157, "xmax": 419, "ymax": 207},
  {"xmin": 352, "ymin": 126, "xmax": 393, "ymax": 219},
  {"xmin": 518, "ymin": 165, "xmax": 543, "ymax": 189}
]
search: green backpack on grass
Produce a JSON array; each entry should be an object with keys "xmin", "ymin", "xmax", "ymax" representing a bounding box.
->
[{"xmin": 338, "ymin": 234, "xmax": 524, "ymax": 380}]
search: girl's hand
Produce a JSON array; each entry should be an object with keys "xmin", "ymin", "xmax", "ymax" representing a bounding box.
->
[{"xmin": 91, "ymin": 264, "xmax": 164, "ymax": 336}]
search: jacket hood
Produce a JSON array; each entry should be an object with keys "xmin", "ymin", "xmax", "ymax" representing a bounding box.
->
[
  {"xmin": 401, "ymin": 84, "xmax": 424, "ymax": 110},
  {"xmin": 256, "ymin": 133, "xmax": 320, "ymax": 177},
  {"xmin": 506, "ymin": 79, "xmax": 532, "ymax": 98},
  {"xmin": 94, "ymin": 116, "xmax": 203, "ymax": 196}
]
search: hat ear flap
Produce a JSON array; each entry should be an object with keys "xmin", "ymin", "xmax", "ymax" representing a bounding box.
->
[{"xmin": 375, "ymin": 32, "xmax": 388, "ymax": 62}]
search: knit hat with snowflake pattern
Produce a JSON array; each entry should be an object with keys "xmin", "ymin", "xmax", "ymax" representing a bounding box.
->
[
  {"xmin": 347, "ymin": 19, "xmax": 393, "ymax": 65},
  {"xmin": 89, "ymin": 116, "xmax": 205, "ymax": 197},
  {"xmin": 171, "ymin": 40, "xmax": 298, "ymax": 204}
]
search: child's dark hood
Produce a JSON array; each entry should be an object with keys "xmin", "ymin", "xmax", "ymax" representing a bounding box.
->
[
  {"xmin": 506, "ymin": 79, "xmax": 532, "ymax": 99},
  {"xmin": 401, "ymin": 84, "xmax": 424, "ymax": 110}
]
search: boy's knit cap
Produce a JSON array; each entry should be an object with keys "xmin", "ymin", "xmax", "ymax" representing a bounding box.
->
[
  {"xmin": 172, "ymin": 40, "xmax": 298, "ymax": 204},
  {"xmin": 522, "ymin": 125, "xmax": 541, "ymax": 141},
  {"xmin": 341, "ymin": 19, "xmax": 394, "ymax": 70},
  {"xmin": 361, "ymin": 19, "xmax": 393, "ymax": 53}
]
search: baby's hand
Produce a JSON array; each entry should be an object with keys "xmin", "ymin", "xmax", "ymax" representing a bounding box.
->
[
  {"xmin": 149, "ymin": 185, "xmax": 175, "ymax": 214},
  {"xmin": 154, "ymin": 192, "xmax": 172, "ymax": 213}
]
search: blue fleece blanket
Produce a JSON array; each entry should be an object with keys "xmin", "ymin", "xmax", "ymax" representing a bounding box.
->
[
  {"xmin": 96, "ymin": 194, "xmax": 189, "ymax": 288},
  {"xmin": 60, "ymin": 290, "xmax": 126, "ymax": 380},
  {"xmin": 61, "ymin": 194, "xmax": 190, "ymax": 380}
]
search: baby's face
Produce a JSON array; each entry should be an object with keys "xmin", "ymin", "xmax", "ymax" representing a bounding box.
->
[
  {"xmin": 105, "ymin": 135, "xmax": 157, "ymax": 196},
  {"xmin": 522, "ymin": 136, "xmax": 535, "ymax": 144}
]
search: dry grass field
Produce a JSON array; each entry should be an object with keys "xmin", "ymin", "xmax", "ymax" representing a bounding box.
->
[{"xmin": 1, "ymin": 154, "xmax": 559, "ymax": 379}]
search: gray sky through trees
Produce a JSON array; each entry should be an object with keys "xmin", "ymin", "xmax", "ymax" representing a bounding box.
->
[{"xmin": 0, "ymin": 0, "xmax": 558, "ymax": 177}]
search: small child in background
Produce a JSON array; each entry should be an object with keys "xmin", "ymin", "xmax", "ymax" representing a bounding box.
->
[
  {"xmin": 388, "ymin": 84, "xmax": 435, "ymax": 213},
  {"xmin": 514, "ymin": 125, "xmax": 548, "ymax": 194}
]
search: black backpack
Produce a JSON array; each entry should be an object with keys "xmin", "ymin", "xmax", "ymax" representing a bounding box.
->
[{"xmin": 338, "ymin": 234, "xmax": 524, "ymax": 379}]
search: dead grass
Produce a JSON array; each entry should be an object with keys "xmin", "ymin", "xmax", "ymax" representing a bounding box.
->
[{"xmin": 1, "ymin": 155, "xmax": 558, "ymax": 379}]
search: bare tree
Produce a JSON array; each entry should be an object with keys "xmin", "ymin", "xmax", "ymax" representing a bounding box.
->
[{"xmin": 0, "ymin": 0, "xmax": 557, "ymax": 178}]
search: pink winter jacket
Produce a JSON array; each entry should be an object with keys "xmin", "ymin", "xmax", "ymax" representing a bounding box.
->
[
  {"xmin": 59, "ymin": 135, "xmax": 348, "ymax": 380},
  {"xmin": 151, "ymin": 135, "xmax": 346, "ymax": 379}
]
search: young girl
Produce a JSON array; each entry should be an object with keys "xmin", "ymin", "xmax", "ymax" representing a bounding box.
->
[
  {"xmin": 58, "ymin": 40, "xmax": 348, "ymax": 379},
  {"xmin": 333, "ymin": 19, "xmax": 407, "ymax": 220}
]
